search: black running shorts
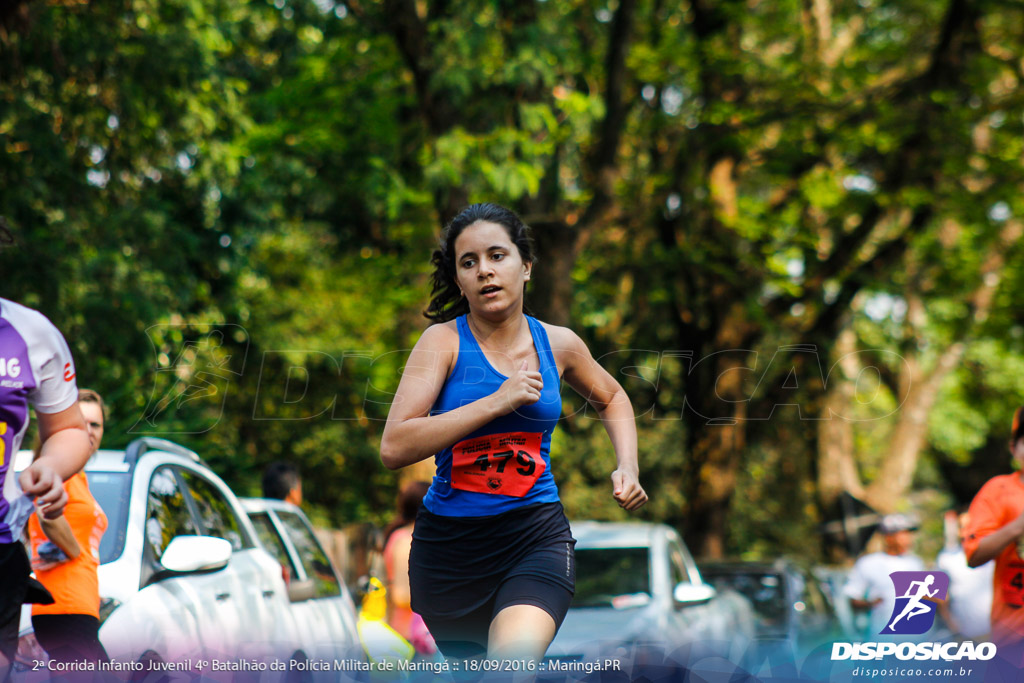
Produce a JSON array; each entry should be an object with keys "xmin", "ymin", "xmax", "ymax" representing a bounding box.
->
[
  {"xmin": 409, "ymin": 502, "xmax": 576, "ymax": 658},
  {"xmin": 0, "ymin": 543, "xmax": 32, "ymax": 665}
]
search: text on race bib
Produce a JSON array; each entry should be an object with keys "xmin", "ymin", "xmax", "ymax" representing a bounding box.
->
[{"xmin": 450, "ymin": 431, "xmax": 545, "ymax": 498}]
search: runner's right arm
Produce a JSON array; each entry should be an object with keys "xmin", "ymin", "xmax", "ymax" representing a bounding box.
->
[
  {"xmin": 963, "ymin": 479, "xmax": 1024, "ymax": 568},
  {"xmin": 965, "ymin": 514, "xmax": 1024, "ymax": 567},
  {"xmin": 380, "ymin": 324, "xmax": 541, "ymax": 469}
]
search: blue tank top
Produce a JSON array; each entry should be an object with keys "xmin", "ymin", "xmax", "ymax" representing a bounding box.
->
[{"xmin": 422, "ymin": 315, "xmax": 562, "ymax": 517}]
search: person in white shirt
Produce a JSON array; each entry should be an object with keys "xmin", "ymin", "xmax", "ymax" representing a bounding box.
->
[{"xmin": 843, "ymin": 513, "xmax": 925, "ymax": 638}]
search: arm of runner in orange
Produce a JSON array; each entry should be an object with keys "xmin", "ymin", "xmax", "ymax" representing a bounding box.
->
[
  {"xmin": 381, "ymin": 326, "xmax": 542, "ymax": 470},
  {"xmin": 963, "ymin": 477, "xmax": 1024, "ymax": 568},
  {"xmin": 38, "ymin": 513, "xmax": 82, "ymax": 561},
  {"xmin": 966, "ymin": 511, "xmax": 1024, "ymax": 568}
]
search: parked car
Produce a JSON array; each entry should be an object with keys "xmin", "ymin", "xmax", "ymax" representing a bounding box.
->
[
  {"xmin": 241, "ymin": 497, "xmax": 361, "ymax": 667},
  {"xmin": 545, "ymin": 521, "xmax": 756, "ymax": 674},
  {"xmin": 699, "ymin": 559, "xmax": 843, "ymax": 655},
  {"xmin": 15, "ymin": 438, "xmax": 306, "ymax": 669}
]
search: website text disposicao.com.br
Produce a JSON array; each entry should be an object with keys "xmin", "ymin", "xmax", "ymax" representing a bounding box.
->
[
  {"xmin": 850, "ymin": 665, "xmax": 978, "ymax": 678},
  {"xmin": 832, "ymin": 641, "xmax": 996, "ymax": 679}
]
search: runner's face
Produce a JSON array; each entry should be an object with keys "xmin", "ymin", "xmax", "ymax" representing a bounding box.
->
[
  {"xmin": 453, "ymin": 221, "xmax": 531, "ymax": 315},
  {"xmin": 80, "ymin": 400, "xmax": 104, "ymax": 455},
  {"xmin": 1013, "ymin": 437, "xmax": 1024, "ymax": 469}
]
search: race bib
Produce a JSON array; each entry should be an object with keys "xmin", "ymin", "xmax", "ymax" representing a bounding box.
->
[
  {"xmin": 1001, "ymin": 561, "xmax": 1024, "ymax": 608},
  {"xmin": 450, "ymin": 431, "xmax": 546, "ymax": 497}
]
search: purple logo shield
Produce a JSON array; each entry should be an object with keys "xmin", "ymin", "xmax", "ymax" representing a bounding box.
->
[{"xmin": 882, "ymin": 571, "xmax": 949, "ymax": 635}]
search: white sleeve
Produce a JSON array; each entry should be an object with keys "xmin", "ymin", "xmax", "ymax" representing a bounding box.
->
[
  {"xmin": 9, "ymin": 303, "xmax": 79, "ymax": 413},
  {"xmin": 843, "ymin": 558, "xmax": 869, "ymax": 600}
]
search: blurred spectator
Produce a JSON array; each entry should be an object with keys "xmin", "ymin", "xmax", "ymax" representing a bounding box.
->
[
  {"xmin": 936, "ymin": 509, "xmax": 993, "ymax": 639},
  {"xmin": 843, "ymin": 513, "xmax": 924, "ymax": 637},
  {"xmin": 382, "ymin": 481, "xmax": 435, "ymax": 654},
  {"xmin": 262, "ymin": 461, "xmax": 302, "ymax": 506},
  {"xmin": 341, "ymin": 522, "xmax": 384, "ymax": 594},
  {"xmin": 27, "ymin": 389, "xmax": 110, "ymax": 664}
]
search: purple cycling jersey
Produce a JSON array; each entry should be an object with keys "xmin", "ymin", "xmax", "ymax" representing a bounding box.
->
[{"xmin": 0, "ymin": 299, "xmax": 79, "ymax": 543}]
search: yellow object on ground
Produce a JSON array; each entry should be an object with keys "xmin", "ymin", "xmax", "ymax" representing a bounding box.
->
[{"xmin": 358, "ymin": 577, "xmax": 415, "ymax": 665}]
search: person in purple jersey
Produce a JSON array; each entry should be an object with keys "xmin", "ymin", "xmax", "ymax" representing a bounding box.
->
[
  {"xmin": 0, "ymin": 298, "xmax": 91, "ymax": 678},
  {"xmin": 381, "ymin": 204, "xmax": 647, "ymax": 661}
]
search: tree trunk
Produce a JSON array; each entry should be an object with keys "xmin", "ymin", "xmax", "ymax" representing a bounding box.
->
[
  {"xmin": 817, "ymin": 218, "xmax": 1022, "ymax": 521},
  {"xmin": 682, "ymin": 410, "xmax": 748, "ymax": 559},
  {"xmin": 679, "ymin": 331, "xmax": 753, "ymax": 558},
  {"xmin": 528, "ymin": 219, "xmax": 579, "ymax": 327},
  {"xmin": 817, "ymin": 327, "xmax": 866, "ymax": 506},
  {"xmin": 863, "ymin": 219, "xmax": 1022, "ymax": 508},
  {"xmin": 862, "ymin": 344, "xmax": 960, "ymax": 510}
]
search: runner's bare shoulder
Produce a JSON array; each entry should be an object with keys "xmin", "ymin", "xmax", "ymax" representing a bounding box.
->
[
  {"xmin": 537, "ymin": 322, "xmax": 589, "ymax": 374},
  {"xmin": 413, "ymin": 320, "xmax": 460, "ymax": 378}
]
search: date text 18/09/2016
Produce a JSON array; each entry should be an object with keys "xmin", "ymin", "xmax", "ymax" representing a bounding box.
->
[{"xmin": 30, "ymin": 657, "xmax": 623, "ymax": 675}]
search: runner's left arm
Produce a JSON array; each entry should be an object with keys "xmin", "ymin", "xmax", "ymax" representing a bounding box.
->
[{"xmin": 555, "ymin": 327, "xmax": 647, "ymax": 511}]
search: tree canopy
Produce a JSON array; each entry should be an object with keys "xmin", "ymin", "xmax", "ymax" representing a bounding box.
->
[{"xmin": 3, "ymin": 0, "xmax": 1023, "ymax": 558}]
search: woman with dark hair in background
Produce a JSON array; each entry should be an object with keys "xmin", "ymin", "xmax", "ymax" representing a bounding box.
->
[
  {"xmin": 380, "ymin": 203, "xmax": 647, "ymax": 660},
  {"xmin": 28, "ymin": 388, "xmax": 109, "ymax": 664},
  {"xmin": 382, "ymin": 480, "xmax": 434, "ymax": 653}
]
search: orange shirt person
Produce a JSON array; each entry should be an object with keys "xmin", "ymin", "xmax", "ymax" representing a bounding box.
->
[
  {"xmin": 964, "ymin": 406, "xmax": 1024, "ymax": 648},
  {"xmin": 27, "ymin": 389, "xmax": 109, "ymax": 664}
]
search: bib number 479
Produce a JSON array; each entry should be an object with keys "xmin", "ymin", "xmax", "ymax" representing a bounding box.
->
[
  {"xmin": 474, "ymin": 450, "xmax": 536, "ymax": 477},
  {"xmin": 452, "ymin": 432, "xmax": 546, "ymax": 497}
]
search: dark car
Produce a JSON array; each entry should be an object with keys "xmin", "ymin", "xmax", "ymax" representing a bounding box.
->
[{"xmin": 699, "ymin": 559, "xmax": 842, "ymax": 655}]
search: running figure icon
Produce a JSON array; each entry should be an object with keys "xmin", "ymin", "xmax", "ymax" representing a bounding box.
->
[{"xmin": 888, "ymin": 574, "xmax": 939, "ymax": 631}]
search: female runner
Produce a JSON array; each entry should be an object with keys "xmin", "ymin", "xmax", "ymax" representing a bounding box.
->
[{"xmin": 381, "ymin": 203, "xmax": 647, "ymax": 660}]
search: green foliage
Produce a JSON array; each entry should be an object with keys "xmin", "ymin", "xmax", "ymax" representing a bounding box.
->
[{"xmin": 4, "ymin": 0, "xmax": 1024, "ymax": 560}]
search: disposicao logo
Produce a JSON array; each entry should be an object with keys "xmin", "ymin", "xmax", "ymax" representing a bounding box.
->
[
  {"xmin": 832, "ymin": 569, "xmax": 996, "ymax": 664},
  {"xmin": 882, "ymin": 571, "xmax": 949, "ymax": 635}
]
